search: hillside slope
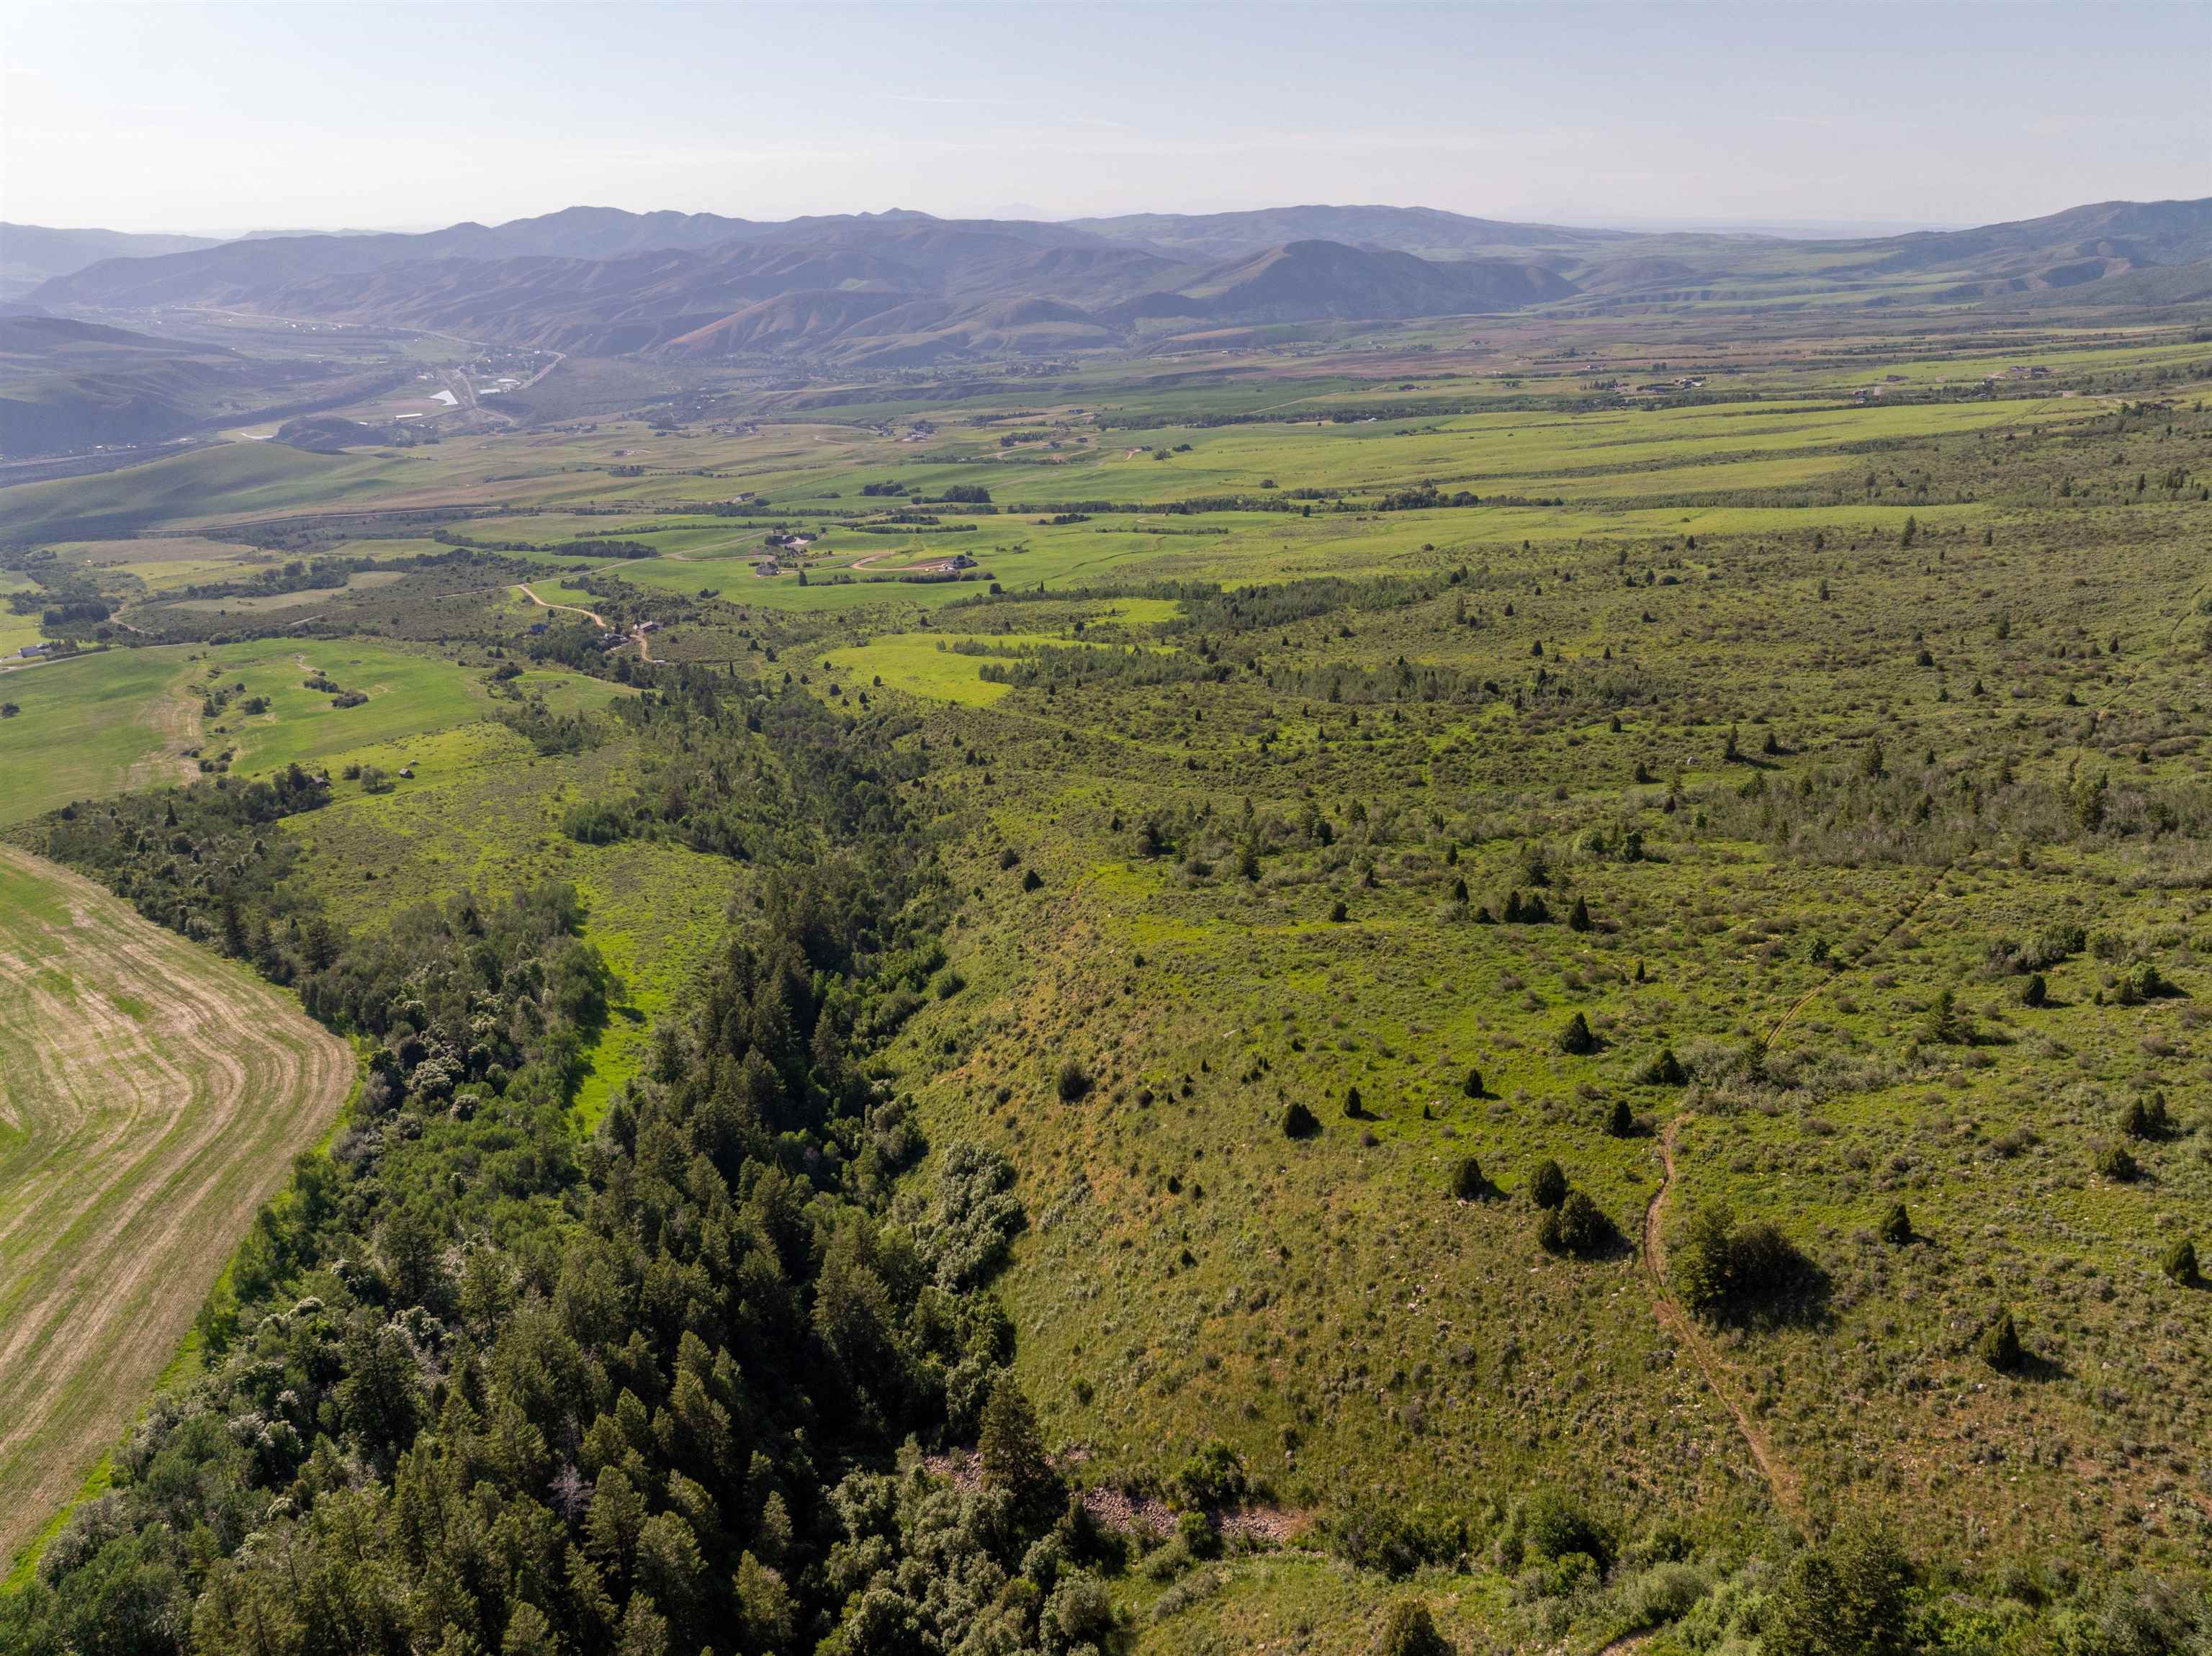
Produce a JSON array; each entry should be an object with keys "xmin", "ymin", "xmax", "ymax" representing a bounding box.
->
[
  {"xmin": 1115, "ymin": 239, "xmax": 1578, "ymax": 323},
  {"xmin": 0, "ymin": 224, "xmax": 223, "ymax": 297},
  {"xmin": 0, "ymin": 314, "xmax": 387, "ymax": 458}
]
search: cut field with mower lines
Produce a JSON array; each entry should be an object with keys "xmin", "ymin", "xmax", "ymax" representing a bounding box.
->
[{"xmin": 0, "ymin": 847, "xmax": 354, "ymax": 1570}]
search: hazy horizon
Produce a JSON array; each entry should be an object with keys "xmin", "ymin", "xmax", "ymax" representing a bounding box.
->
[
  {"xmin": 4, "ymin": 0, "xmax": 2203, "ymax": 238},
  {"xmin": 3, "ymin": 204, "xmax": 1997, "ymax": 244}
]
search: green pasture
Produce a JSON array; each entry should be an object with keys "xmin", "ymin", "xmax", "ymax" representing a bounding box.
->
[
  {"xmin": 0, "ymin": 330, "xmax": 2155, "ymax": 581},
  {"xmin": 0, "ymin": 443, "xmax": 402, "ymax": 541},
  {"xmin": 194, "ymin": 639, "xmax": 626, "ymax": 778},
  {"xmin": 804, "ymin": 402, "xmax": 2212, "ymax": 1574},
  {"xmin": 0, "ymin": 647, "xmax": 195, "ymax": 824},
  {"xmin": 566, "ymin": 840, "xmax": 741, "ymax": 1128},
  {"xmin": 0, "ymin": 607, "xmax": 44, "ymax": 657},
  {"xmin": 49, "ymin": 536, "xmax": 270, "ymax": 585},
  {"xmin": 197, "ymin": 640, "xmax": 484, "ymax": 775},
  {"xmin": 819, "ymin": 633, "xmax": 1073, "ymax": 706},
  {"xmin": 277, "ymin": 720, "xmax": 739, "ymax": 1127}
]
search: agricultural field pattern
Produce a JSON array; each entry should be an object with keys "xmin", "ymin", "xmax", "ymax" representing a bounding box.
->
[
  {"xmin": 0, "ymin": 847, "xmax": 352, "ymax": 1567},
  {"xmin": 1, "ymin": 194, "xmax": 2210, "ymax": 1656}
]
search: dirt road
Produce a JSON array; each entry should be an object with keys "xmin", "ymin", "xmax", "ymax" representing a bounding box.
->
[
  {"xmin": 850, "ymin": 549, "xmax": 964, "ymax": 576},
  {"xmin": 0, "ymin": 848, "xmax": 354, "ymax": 1567},
  {"xmin": 514, "ymin": 582, "xmax": 609, "ymax": 628},
  {"xmin": 514, "ymin": 582, "xmax": 655, "ymax": 659},
  {"xmin": 1638, "ymin": 1118, "xmax": 1804, "ymax": 1521},
  {"xmin": 1622, "ymin": 860, "xmax": 1962, "ymax": 1526}
]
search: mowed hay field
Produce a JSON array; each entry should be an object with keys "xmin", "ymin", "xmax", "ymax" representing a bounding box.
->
[{"xmin": 0, "ymin": 847, "xmax": 354, "ymax": 1569}]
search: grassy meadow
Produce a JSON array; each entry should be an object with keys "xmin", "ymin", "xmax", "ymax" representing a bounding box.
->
[
  {"xmin": 2, "ymin": 309, "xmax": 2208, "ymax": 1649},
  {"xmin": 0, "ymin": 648, "xmax": 200, "ymax": 824}
]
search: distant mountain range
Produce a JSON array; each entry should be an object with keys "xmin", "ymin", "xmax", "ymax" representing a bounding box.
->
[
  {"xmin": 10, "ymin": 198, "xmax": 2210, "ymax": 367},
  {"xmin": 0, "ymin": 224, "xmax": 225, "ymax": 298},
  {"xmin": 1069, "ymin": 204, "xmax": 1637, "ymax": 264}
]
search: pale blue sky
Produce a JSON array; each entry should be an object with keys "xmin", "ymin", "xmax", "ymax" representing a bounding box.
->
[{"xmin": 2, "ymin": 1, "xmax": 2204, "ymax": 235}]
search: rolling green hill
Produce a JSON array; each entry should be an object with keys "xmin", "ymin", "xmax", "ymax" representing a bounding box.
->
[{"xmin": 0, "ymin": 440, "xmax": 380, "ymax": 540}]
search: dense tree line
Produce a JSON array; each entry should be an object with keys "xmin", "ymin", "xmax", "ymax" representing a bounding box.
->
[
  {"xmin": 544, "ymin": 667, "xmax": 930, "ymax": 866},
  {"xmin": 2, "ymin": 678, "xmax": 1111, "ymax": 1656},
  {"xmin": 172, "ymin": 553, "xmax": 396, "ymax": 603},
  {"xmin": 35, "ymin": 762, "xmax": 337, "ymax": 973}
]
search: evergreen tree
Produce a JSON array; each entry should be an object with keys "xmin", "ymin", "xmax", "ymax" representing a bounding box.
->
[
  {"xmin": 1528, "ymin": 1159, "xmax": 1568, "ymax": 1210},
  {"xmin": 2121, "ymin": 1092, "xmax": 2170, "ymax": 1140},
  {"xmin": 979, "ymin": 1379, "xmax": 1060, "ymax": 1518},
  {"xmin": 1539, "ymin": 1190, "xmax": 1608, "ymax": 1257},
  {"xmin": 1880, "ymin": 1202, "xmax": 1913, "ymax": 1246},
  {"xmin": 1451, "ymin": 1156, "xmax": 1485, "ymax": 1201},
  {"xmin": 1763, "ymin": 1526, "xmax": 1913, "ymax": 1656},
  {"xmin": 1921, "ymin": 987, "xmax": 1964, "ymax": 1045},
  {"xmin": 1981, "ymin": 1309, "xmax": 2025, "ymax": 1373}
]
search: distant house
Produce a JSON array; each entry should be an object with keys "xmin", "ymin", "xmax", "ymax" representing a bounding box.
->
[
  {"xmin": 17, "ymin": 643, "xmax": 48, "ymax": 657},
  {"xmin": 948, "ymin": 553, "xmax": 976, "ymax": 571}
]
